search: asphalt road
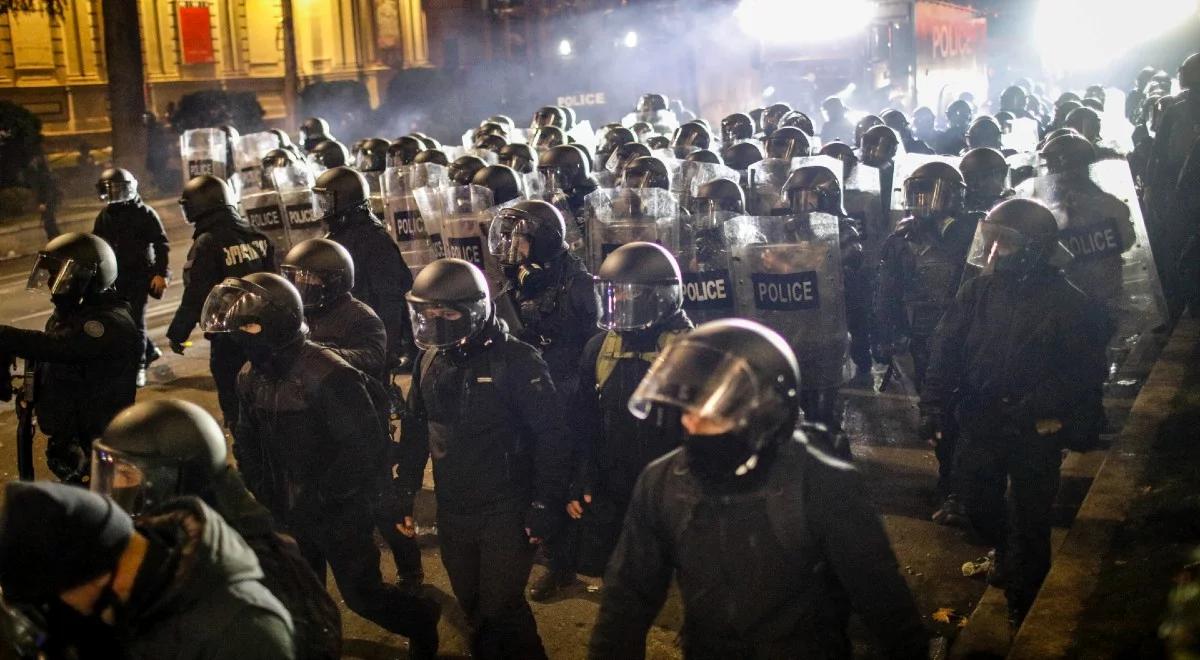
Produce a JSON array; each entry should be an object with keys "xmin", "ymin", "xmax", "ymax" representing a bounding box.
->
[{"xmin": 0, "ymin": 199, "xmax": 1157, "ymax": 658}]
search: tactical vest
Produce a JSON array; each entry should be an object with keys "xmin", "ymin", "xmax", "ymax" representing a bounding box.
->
[{"xmin": 594, "ymin": 328, "xmax": 688, "ymax": 391}]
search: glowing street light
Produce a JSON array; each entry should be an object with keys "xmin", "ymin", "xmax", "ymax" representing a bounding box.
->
[
  {"xmin": 558, "ymin": 39, "xmax": 573, "ymax": 57},
  {"xmin": 623, "ymin": 31, "xmax": 638, "ymax": 48}
]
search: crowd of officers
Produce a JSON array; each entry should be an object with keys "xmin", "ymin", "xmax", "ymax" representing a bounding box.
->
[{"xmin": 0, "ymin": 49, "xmax": 1196, "ymax": 659}]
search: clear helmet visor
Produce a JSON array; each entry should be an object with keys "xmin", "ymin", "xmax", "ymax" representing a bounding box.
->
[
  {"xmin": 280, "ymin": 265, "xmax": 331, "ymax": 310},
  {"xmin": 313, "ymin": 187, "xmax": 339, "ymax": 219},
  {"xmin": 966, "ymin": 221, "xmax": 1073, "ymax": 269},
  {"xmin": 90, "ymin": 442, "xmax": 182, "ymax": 517},
  {"xmin": 97, "ymin": 180, "xmax": 137, "ymax": 204},
  {"xmin": 628, "ymin": 341, "xmax": 764, "ymax": 428},
  {"xmin": 199, "ymin": 281, "xmax": 270, "ymax": 333},
  {"xmin": 407, "ymin": 298, "xmax": 490, "ymax": 349},
  {"xmin": 26, "ymin": 254, "xmax": 94, "ymax": 296},
  {"xmin": 904, "ymin": 177, "xmax": 963, "ymax": 217},
  {"xmin": 594, "ymin": 280, "xmax": 682, "ymax": 331},
  {"xmin": 487, "ymin": 210, "xmax": 532, "ymax": 266}
]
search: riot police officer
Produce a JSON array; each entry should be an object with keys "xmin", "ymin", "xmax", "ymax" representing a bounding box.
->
[
  {"xmin": 966, "ymin": 116, "xmax": 1004, "ymax": 152},
  {"xmin": 860, "ymin": 124, "xmax": 901, "ymax": 214},
  {"xmin": 397, "ymin": 259, "xmax": 571, "ymax": 660},
  {"xmin": 300, "ymin": 117, "xmax": 332, "ymax": 152},
  {"xmin": 91, "ymin": 167, "xmax": 170, "ymax": 387},
  {"xmin": 388, "ymin": 136, "xmax": 425, "ymax": 168},
  {"xmin": 307, "ymin": 139, "xmax": 350, "ymax": 173},
  {"xmin": 539, "ymin": 144, "xmax": 599, "ymax": 217},
  {"xmin": 936, "ymin": 100, "xmax": 974, "ymax": 155},
  {"xmin": 595, "ymin": 127, "xmax": 636, "ymax": 173},
  {"xmin": 93, "ymin": 399, "xmax": 343, "ymax": 660},
  {"xmin": 166, "ymin": 175, "xmax": 275, "ymax": 428},
  {"xmin": 448, "ymin": 155, "xmax": 488, "ymax": 186},
  {"xmin": 0, "ymin": 233, "xmax": 139, "ymax": 483},
  {"xmin": 961, "ymin": 147, "xmax": 1013, "ymax": 216},
  {"xmin": 588, "ymin": 319, "xmax": 929, "ymax": 659},
  {"xmin": 499, "ymin": 142, "xmax": 538, "ymax": 174},
  {"xmin": 204, "ymin": 272, "xmax": 441, "ymax": 658},
  {"xmin": 855, "ymin": 114, "xmax": 884, "ymax": 148},
  {"xmin": 720, "ymin": 112, "xmax": 755, "ymax": 146},
  {"xmin": 313, "ymin": 166, "xmax": 414, "ymax": 369},
  {"xmin": 913, "ymin": 106, "xmax": 938, "ymax": 146},
  {"xmin": 821, "ymin": 96, "xmax": 855, "ymax": 144},
  {"xmin": 621, "ymin": 156, "xmax": 671, "ymax": 191},
  {"xmin": 670, "ymin": 121, "xmax": 711, "ymax": 159},
  {"xmin": 882, "ymin": 109, "xmax": 935, "ymax": 155},
  {"xmin": 921, "ymin": 198, "xmax": 1108, "ymax": 626},
  {"xmin": 875, "ymin": 161, "xmax": 976, "ymax": 516},
  {"xmin": 280, "ymin": 238, "xmax": 426, "ymax": 593}
]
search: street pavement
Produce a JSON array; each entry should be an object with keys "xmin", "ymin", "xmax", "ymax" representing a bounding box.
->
[{"xmin": 0, "ymin": 199, "xmax": 1161, "ymax": 658}]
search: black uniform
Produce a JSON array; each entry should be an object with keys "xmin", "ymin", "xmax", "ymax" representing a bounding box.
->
[
  {"xmin": 935, "ymin": 127, "xmax": 968, "ymax": 156},
  {"xmin": 325, "ymin": 208, "xmax": 414, "ymax": 367},
  {"xmin": 566, "ymin": 313, "xmax": 692, "ymax": 575},
  {"xmin": 304, "ymin": 292, "xmax": 424, "ymax": 584},
  {"xmin": 588, "ymin": 432, "xmax": 929, "ymax": 659},
  {"xmin": 400, "ymin": 320, "xmax": 571, "ymax": 660},
  {"xmin": 508, "ymin": 252, "xmax": 598, "ymax": 397},
  {"xmin": 167, "ymin": 209, "xmax": 274, "ymax": 426},
  {"xmin": 233, "ymin": 340, "xmax": 438, "ymax": 645},
  {"xmin": 92, "ymin": 197, "xmax": 170, "ymax": 364},
  {"xmin": 0, "ymin": 291, "xmax": 139, "ymax": 481},
  {"xmin": 921, "ymin": 267, "xmax": 1108, "ymax": 618}
]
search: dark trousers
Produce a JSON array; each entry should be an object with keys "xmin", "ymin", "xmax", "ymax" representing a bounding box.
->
[
  {"xmin": 575, "ymin": 493, "xmax": 630, "ymax": 578},
  {"xmin": 438, "ymin": 506, "xmax": 547, "ymax": 660},
  {"xmin": 41, "ymin": 205, "xmax": 60, "ymax": 240},
  {"xmin": 117, "ymin": 280, "xmax": 153, "ymax": 365},
  {"xmin": 957, "ymin": 426, "xmax": 1062, "ymax": 616},
  {"xmin": 294, "ymin": 510, "xmax": 437, "ymax": 640},
  {"xmin": 910, "ymin": 335, "xmax": 959, "ymax": 496},
  {"xmin": 374, "ymin": 507, "xmax": 424, "ymax": 577},
  {"xmin": 210, "ymin": 335, "xmax": 246, "ymax": 428}
]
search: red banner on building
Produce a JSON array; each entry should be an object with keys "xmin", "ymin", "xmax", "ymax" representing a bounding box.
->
[{"xmin": 179, "ymin": 5, "xmax": 215, "ymax": 64}]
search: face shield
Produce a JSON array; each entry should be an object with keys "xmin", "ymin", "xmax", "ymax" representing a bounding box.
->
[
  {"xmin": 280, "ymin": 266, "xmax": 332, "ymax": 310},
  {"xmin": 199, "ymin": 280, "xmax": 271, "ymax": 334},
  {"xmin": 407, "ymin": 298, "xmax": 490, "ymax": 349},
  {"xmin": 787, "ymin": 188, "xmax": 825, "ymax": 215},
  {"xmin": 964, "ymin": 167, "xmax": 1009, "ymax": 203},
  {"xmin": 966, "ymin": 221, "xmax": 1072, "ymax": 271},
  {"xmin": 487, "ymin": 209, "xmax": 533, "ymax": 267},
  {"xmin": 97, "ymin": 180, "xmax": 137, "ymax": 204},
  {"xmin": 627, "ymin": 341, "xmax": 769, "ymax": 429},
  {"xmin": 26, "ymin": 253, "xmax": 94, "ymax": 296},
  {"xmin": 90, "ymin": 442, "xmax": 182, "ymax": 517},
  {"xmin": 904, "ymin": 176, "xmax": 963, "ymax": 218},
  {"xmin": 594, "ymin": 279, "xmax": 682, "ymax": 331}
]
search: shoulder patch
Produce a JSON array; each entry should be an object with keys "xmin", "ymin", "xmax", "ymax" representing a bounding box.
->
[{"xmin": 83, "ymin": 320, "xmax": 106, "ymax": 338}]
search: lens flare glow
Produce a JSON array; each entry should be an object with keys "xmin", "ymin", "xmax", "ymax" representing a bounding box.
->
[
  {"xmin": 558, "ymin": 39, "xmax": 573, "ymax": 57},
  {"xmin": 623, "ymin": 31, "xmax": 638, "ymax": 48},
  {"xmin": 734, "ymin": 0, "xmax": 875, "ymax": 44},
  {"xmin": 1035, "ymin": 0, "xmax": 1199, "ymax": 73}
]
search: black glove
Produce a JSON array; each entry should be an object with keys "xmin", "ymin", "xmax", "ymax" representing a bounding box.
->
[{"xmin": 525, "ymin": 501, "xmax": 564, "ymax": 542}]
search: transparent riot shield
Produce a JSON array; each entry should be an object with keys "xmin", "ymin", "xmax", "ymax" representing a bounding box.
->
[
  {"xmin": 360, "ymin": 171, "xmax": 385, "ymax": 216},
  {"xmin": 890, "ymin": 153, "xmax": 963, "ymax": 216},
  {"xmin": 674, "ymin": 161, "xmax": 740, "ymax": 211},
  {"xmin": 747, "ymin": 158, "xmax": 800, "ymax": 215},
  {"xmin": 180, "ymin": 128, "xmax": 227, "ymax": 183},
  {"xmin": 436, "ymin": 185, "xmax": 495, "ymax": 271},
  {"xmin": 585, "ymin": 188, "xmax": 679, "ymax": 272},
  {"xmin": 382, "ymin": 163, "xmax": 445, "ymax": 268},
  {"xmin": 239, "ymin": 189, "xmax": 288, "ymax": 251},
  {"xmin": 843, "ymin": 164, "xmax": 888, "ymax": 267},
  {"xmin": 725, "ymin": 212, "xmax": 849, "ymax": 390},
  {"xmin": 676, "ymin": 209, "xmax": 738, "ymax": 325},
  {"xmin": 1003, "ymin": 117, "xmax": 1041, "ymax": 153},
  {"xmin": 272, "ymin": 162, "xmax": 322, "ymax": 248},
  {"xmin": 230, "ymin": 132, "xmax": 279, "ymax": 197},
  {"xmin": 622, "ymin": 110, "xmax": 679, "ymax": 136}
]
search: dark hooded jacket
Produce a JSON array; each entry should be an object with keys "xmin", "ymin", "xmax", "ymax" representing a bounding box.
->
[{"xmin": 91, "ymin": 197, "xmax": 170, "ymax": 294}]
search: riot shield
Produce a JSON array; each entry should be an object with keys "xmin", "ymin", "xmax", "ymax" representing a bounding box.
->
[
  {"xmin": 272, "ymin": 162, "xmax": 322, "ymax": 248},
  {"xmin": 746, "ymin": 158, "xmax": 799, "ymax": 215},
  {"xmin": 622, "ymin": 110, "xmax": 679, "ymax": 135},
  {"xmin": 725, "ymin": 213, "xmax": 849, "ymax": 390},
  {"xmin": 230, "ymin": 132, "xmax": 279, "ymax": 197},
  {"xmin": 674, "ymin": 161, "xmax": 740, "ymax": 211},
  {"xmin": 843, "ymin": 164, "xmax": 888, "ymax": 267},
  {"xmin": 382, "ymin": 163, "xmax": 445, "ymax": 268},
  {"xmin": 435, "ymin": 185, "xmax": 495, "ymax": 271},
  {"xmin": 890, "ymin": 153, "xmax": 963, "ymax": 215},
  {"xmin": 180, "ymin": 128, "xmax": 227, "ymax": 183},
  {"xmin": 1002, "ymin": 117, "xmax": 1041, "ymax": 153},
  {"xmin": 585, "ymin": 188, "xmax": 679, "ymax": 273},
  {"xmin": 676, "ymin": 209, "xmax": 737, "ymax": 325},
  {"xmin": 361, "ymin": 171, "xmax": 386, "ymax": 216},
  {"xmin": 239, "ymin": 190, "xmax": 288, "ymax": 252}
]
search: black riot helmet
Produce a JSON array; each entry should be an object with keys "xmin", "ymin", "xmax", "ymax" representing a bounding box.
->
[
  {"xmin": 946, "ymin": 100, "xmax": 974, "ymax": 128},
  {"xmin": 200, "ymin": 272, "xmax": 305, "ymax": 354},
  {"xmin": 629, "ymin": 318, "xmax": 800, "ymax": 481},
  {"xmin": 26, "ymin": 232, "xmax": 118, "ymax": 305},
  {"xmin": 966, "ymin": 116, "xmax": 1003, "ymax": 150},
  {"xmin": 622, "ymin": 156, "xmax": 671, "ymax": 190},
  {"xmin": 960, "ymin": 147, "xmax": 1009, "ymax": 208},
  {"xmin": 597, "ymin": 127, "xmax": 636, "ymax": 167},
  {"xmin": 671, "ymin": 122, "xmax": 711, "ymax": 158},
  {"xmin": 498, "ymin": 142, "xmax": 537, "ymax": 174},
  {"xmin": 685, "ymin": 149, "xmax": 723, "ymax": 165},
  {"xmin": 779, "ymin": 111, "xmax": 815, "ymax": 137},
  {"xmin": 860, "ymin": 125, "xmax": 899, "ymax": 168},
  {"xmin": 92, "ymin": 400, "xmax": 228, "ymax": 517},
  {"xmin": 970, "ymin": 197, "xmax": 1071, "ymax": 275},
  {"xmin": 595, "ymin": 242, "xmax": 682, "ymax": 331},
  {"xmin": 531, "ymin": 106, "xmax": 566, "ymax": 130},
  {"xmin": 414, "ymin": 148, "xmax": 450, "ymax": 166},
  {"xmin": 485, "ymin": 114, "xmax": 516, "ymax": 134},
  {"xmin": 913, "ymin": 106, "xmax": 935, "ymax": 133},
  {"xmin": 312, "ymin": 166, "xmax": 369, "ymax": 229},
  {"xmin": 818, "ymin": 141, "xmax": 858, "ymax": 181},
  {"xmin": 821, "ymin": 96, "xmax": 847, "ymax": 122},
  {"xmin": 300, "ymin": 117, "xmax": 332, "ymax": 152},
  {"xmin": 764, "ymin": 126, "xmax": 810, "ymax": 159},
  {"xmin": 405, "ymin": 258, "xmax": 492, "ymax": 349},
  {"xmin": 690, "ymin": 178, "xmax": 745, "ymax": 215},
  {"xmin": 784, "ymin": 165, "xmax": 846, "ymax": 216},
  {"xmin": 1055, "ymin": 92, "xmax": 1082, "ymax": 108},
  {"xmin": 1134, "ymin": 66, "xmax": 1156, "ymax": 92},
  {"xmin": 560, "ymin": 106, "xmax": 578, "ymax": 130},
  {"xmin": 409, "ymin": 133, "xmax": 442, "ymax": 151},
  {"xmin": 720, "ymin": 113, "xmax": 755, "ymax": 144},
  {"xmin": 904, "ymin": 161, "xmax": 965, "ymax": 219},
  {"xmin": 355, "ymin": 138, "xmax": 390, "ymax": 173},
  {"xmin": 1181, "ymin": 52, "xmax": 1200, "ymax": 90},
  {"xmin": 1081, "ymin": 97, "xmax": 1103, "ymax": 113},
  {"xmin": 308, "ymin": 139, "xmax": 350, "ymax": 171},
  {"xmin": 533, "ymin": 126, "xmax": 566, "ymax": 152},
  {"xmin": 880, "ymin": 109, "xmax": 909, "ymax": 132},
  {"xmin": 473, "ymin": 133, "xmax": 509, "ymax": 156},
  {"xmin": 472, "ymin": 164, "xmax": 524, "ymax": 205},
  {"xmin": 487, "ymin": 199, "xmax": 567, "ymax": 267},
  {"xmin": 179, "ymin": 174, "xmax": 237, "ymax": 224},
  {"xmin": 761, "ymin": 102, "xmax": 793, "ymax": 137},
  {"xmin": 1053, "ymin": 99, "xmax": 1083, "ymax": 128},
  {"xmin": 569, "ymin": 143, "xmax": 594, "ymax": 168},
  {"xmin": 280, "ymin": 238, "xmax": 355, "ymax": 311},
  {"xmin": 1041, "ymin": 133, "xmax": 1096, "ymax": 175},
  {"xmin": 636, "ymin": 93, "xmax": 669, "ymax": 115},
  {"xmin": 722, "ymin": 140, "xmax": 765, "ymax": 171},
  {"xmin": 1084, "ymin": 84, "xmax": 1106, "ymax": 104},
  {"xmin": 1038, "ymin": 127, "xmax": 1082, "ymax": 150},
  {"xmin": 611, "ymin": 142, "xmax": 652, "ymax": 175},
  {"xmin": 1065, "ymin": 107, "xmax": 1102, "ymax": 142},
  {"xmin": 96, "ymin": 167, "xmax": 138, "ymax": 204},
  {"xmin": 539, "ymin": 144, "xmax": 591, "ymax": 193},
  {"xmin": 854, "ymin": 114, "xmax": 884, "ymax": 146},
  {"xmin": 387, "ymin": 136, "xmax": 424, "ymax": 168},
  {"xmin": 448, "ymin": 155, "xmax": 488, "ymax": 186},
  {"xmin": 1000, "ymin": 85, "xmax": 1028, "ymax": 114},
  {"xmin": 630, "ymin": 121, "xmax": 654, "ymax": 141},
  {"xmin": 994, "ymin": 110, "xmax": 1015, "ymax": 132},
  {"xmin": 474, "ymin": 121, "xmax": 509, "ymax": 141},
  {"xmin": 269, "ymin": 128, "xmax": 294, "ymax": 149},
  {"xmin": 645, "ymin": 135, "xmax": 671, "ymax": 150},
  {"xmin": 261, "ymin": 148, "xmax": 296, "ymax": 171}
]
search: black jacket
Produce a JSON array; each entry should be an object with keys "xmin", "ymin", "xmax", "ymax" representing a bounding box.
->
[
  {"xmin": 399, "ymin": 321, "xmax": 571, "ymax": 514},
  {"xmin": 125, "ymin": 497, "xmax": 295, "ymax": 659},
  {"xmin": 167, "ymin": 208, "xmax": 275, "ymax": 345},
  {"xmin": 326, "ymin": 210, "xmax": 412, "ymax": 367},
  {"xmin": 588, "ymin": 432, "xmax": 929, "ymax": 660},
  {"xmin": 920, "ymin": 268, "xmax": 1109, "ymax": 446},
  {"xmin": 0, "ymin": 291, "xmax": 139, "ymax": 438},
  {"xmin": 91, "ymin": 198, "xmax": 170, "ymax": 292},
  {"xmin": 305, "ymin": 293, "xmax": 387, "ymax": 381},
  {"xmin": 509, "ymin": 252, "xmax": 598, "ymax": 391},
  {"xmin": 233, "ymin": 340, "xmax": 387, "ymax": 527}
]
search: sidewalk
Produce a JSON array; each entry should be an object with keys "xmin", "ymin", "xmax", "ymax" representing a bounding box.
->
[
  {"xmin": 951, "ymin": 315, "xmax": 1200, "ymax": 658},
  {"xmin": 0, "ymin": 195, "xmax": 184, "ymax": 260}
]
